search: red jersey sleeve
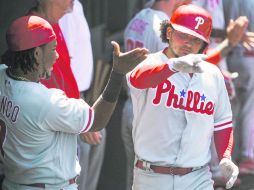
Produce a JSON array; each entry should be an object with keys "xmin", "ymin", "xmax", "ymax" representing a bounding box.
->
[
  {"xmin": 214, "ymin": 127, "xmax": 234, "ymax": 161},
  {"xmin": 129, "ymin": 63, "xmax": 175, "ymax": 89},
  {"xmin": 205, "ymin": 48, "xmax": 222, "ymax": 65}
]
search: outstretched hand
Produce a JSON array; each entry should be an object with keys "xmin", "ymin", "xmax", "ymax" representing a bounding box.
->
[
  {"xmin": 241, "ymin": 31, "xmax": 254, "ymax": 51},
  {"xmin": 227, "ymin": 16, "xmax": 248, "ymax": 47},
  {"xmin": 111, "ymin": 41, "xmax": 149, "ymax": 74},
  {"xmin": 168, "ymin": 54, "xmax": 204, "ymax": 73},
  {"xmin": 226, "ymin": 16, "xmax": 254, "ymax": 51}
]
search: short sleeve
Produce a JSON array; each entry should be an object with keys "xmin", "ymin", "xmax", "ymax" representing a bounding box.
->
[
  {"xmin": 213, "ymin": 70, "xmax": 233, "ymax": 131},
  {"xmin": 43, "ymin": 90, "xmax": 94, "ymax": 134}
]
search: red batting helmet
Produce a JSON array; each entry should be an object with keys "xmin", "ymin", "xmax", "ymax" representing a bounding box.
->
[{"xmin": 170, "ymin": 4, "xmax": 212, "ymax": 43}]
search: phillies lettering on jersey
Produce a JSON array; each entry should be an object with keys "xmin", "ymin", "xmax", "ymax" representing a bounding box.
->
[{"xmin": 152, "ymin": 79, "xmax": 214, "ymax": 115}]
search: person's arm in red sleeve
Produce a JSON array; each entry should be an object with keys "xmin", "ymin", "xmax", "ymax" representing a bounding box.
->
[
  {"xmin": 204, "ymin": 48, "xmax": 222, "ymax": 65},
  {"xmin": 130, "ymin": 62, "xmax": 175, "ymax": 89},
  {"xmin": 214, "ymin": 127, "xmax": 234, "ymax": 161},
  {"xmin": 130, "ymin": 53, "xmax": 205, "ymax": 89},
  {"xmin": 204, "ymin": 16, "xmax": 251, "ymax": 65}
]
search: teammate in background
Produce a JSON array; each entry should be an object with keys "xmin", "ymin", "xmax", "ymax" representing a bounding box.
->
[
  {"xmin": 29, "ymin": 0, "xmax": 80, "ymax": 99},
  {"xmin": 0, "ymin": 15, "xmax": 148, "ymax": 190},
  {"xmin": 224, "ymin": 0, "xmax": 254, "ymax": 175},
  {"xmin": 59, "ymin": 1, "xmax": 106, "ymax": 190},
  {"xmin": 127, "ymin": 4, "xmax": 239, "ymax": 190}
]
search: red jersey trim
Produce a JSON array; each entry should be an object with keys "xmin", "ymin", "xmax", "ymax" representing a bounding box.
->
[
  {"xmin": 214, "ymin": 121, "xmax": 232, "ymax": 131},
  {"xmin": 80, "ymin": 108, "xmax": 94, "ymax": 133}
]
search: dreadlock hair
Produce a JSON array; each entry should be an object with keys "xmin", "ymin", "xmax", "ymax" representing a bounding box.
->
[
  {"xmin": 160, "ymin": 20, "xmax": 170, "ymax": 43},
  {"xmin": 1, "ymin": 47, "xmax": 38, "ymax": 74}
]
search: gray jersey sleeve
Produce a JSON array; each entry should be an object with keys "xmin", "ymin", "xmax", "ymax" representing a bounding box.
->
[{"xmin": 42, "ymin": 89, "xmax": 94, "ymax": 134}]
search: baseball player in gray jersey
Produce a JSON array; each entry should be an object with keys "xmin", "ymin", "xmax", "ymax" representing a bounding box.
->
[
  {"xmin": 0, "ymin": 15, "xmax": 148, "ymax": 190},
  {"xmin": 122, "ymin": 1, "xmax": 191, "ymax": 189},
  {"xmin": 224, "ymin": 0, "xmax": 254, "ymax": 175},
  {"xmin": 127, "ymin": 4, "xmax": 239, "ymax": 190}
]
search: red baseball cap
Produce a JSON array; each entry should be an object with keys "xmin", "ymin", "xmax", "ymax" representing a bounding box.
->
[{"xmin": 6, "ymin": 15, "xmax": 56, "ymax": 51}]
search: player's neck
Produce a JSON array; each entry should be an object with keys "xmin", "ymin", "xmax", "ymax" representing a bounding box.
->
[
  {"xmin": 164, "ymin": 47, "xmax": 177, "ymax": 59},
  {"xmin": 35, "ymin": 3, "xmax": 63, "ymax": 24},
  {"xmin": 7, "ymin": 68, "xmax": 39, "ymax": 83}
]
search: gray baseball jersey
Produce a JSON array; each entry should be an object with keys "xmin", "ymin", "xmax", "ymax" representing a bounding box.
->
[
  {"xmin": 0, "ymin": 67, "xmax": 93, "ymax": 188},
  {"xmin": 124, "ymin": 8, "xmax": 169, "ymax": 52},
  {"xmin": 127, "ymin": 51, "xmax": 233, "ymax": 167}
]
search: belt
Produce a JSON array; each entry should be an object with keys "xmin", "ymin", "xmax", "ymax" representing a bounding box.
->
[
  {"xmin": 22, "ymin": 176, "xmax": 77, "ymax": 189},
  {"xmin": 136, "ymin": 160, "xmax": 199, "ymax": 176}
]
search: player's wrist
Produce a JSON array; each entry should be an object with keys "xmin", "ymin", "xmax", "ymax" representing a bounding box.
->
[
  {"xmin": 101, "ymin": 70, "xmax": 124, "ymax": 102},
  {"xmin": 167, "ymin": 58, "xmax": 178, "ymax": 72}
]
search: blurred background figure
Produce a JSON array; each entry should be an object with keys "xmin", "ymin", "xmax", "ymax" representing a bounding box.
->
[
  {"xmin": 59, "ymin": 1, "xmax": 106, "ymax": 190},
  {"xmin": 224, "ymin": 0, "xmax": 254, "ymax": 176}
]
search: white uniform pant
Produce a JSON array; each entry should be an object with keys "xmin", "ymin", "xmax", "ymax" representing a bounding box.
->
[{"xmin": 132, "ymin": 165, "xmax": 214, "ymax": 190}]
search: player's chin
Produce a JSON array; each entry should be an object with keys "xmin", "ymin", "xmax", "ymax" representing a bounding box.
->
[{"xmin": 179, "ymin": 49, "xmax": 192, "ymax": 56}]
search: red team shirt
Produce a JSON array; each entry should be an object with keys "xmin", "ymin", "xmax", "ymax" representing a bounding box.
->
[{"xmin": 40, "ymin": 23, "xmax": 80, "ymax": 99}]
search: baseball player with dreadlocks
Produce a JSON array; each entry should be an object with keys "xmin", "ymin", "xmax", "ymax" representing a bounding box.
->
[
  {"xmin": 127, "ymin": 4, "xmax": 239, "ymax": 190},
  {"xmin": 0, "ymin": 15, "xmax": 148, "ymax": 190}
]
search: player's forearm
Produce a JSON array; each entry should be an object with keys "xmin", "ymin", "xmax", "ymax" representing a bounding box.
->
[
  {"xmin": 89, "ymin": 70, "xmax": 124, "ymax": 132},
  {"xmin": 214, "ymin": 127, "xmax": 234, "ymax": 160},
  {"xmin": 204, "ymin": 49, "xmax": 222, "ymax": 65},
  {"xmin": 130, "ymin": 63, "xmax": 175, "ymax": 89},
  {"xmin": 204, "ymin": 39, "xmax": 234, "ymax": 65}
]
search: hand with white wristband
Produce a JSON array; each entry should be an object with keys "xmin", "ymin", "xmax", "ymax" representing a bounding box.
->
[{"xmin": 167, "ymin": 54, "xmax": 205, "ymax": 73}]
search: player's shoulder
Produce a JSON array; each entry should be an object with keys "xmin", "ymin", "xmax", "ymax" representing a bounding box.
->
[
  {"xmin": 135, "ymin": 8, "xmax": 154, "ymax": 17},
  {"xmin": 201, "ymin": 61, "xmax": 224, "ymax": 78},
  {"xmin": 134, "ymin": 50, "xmax": 166, "ymax": 67},
  {"xmin": 0, "ymin": 64, "xmax": 7, "ymax": 71},
  {"xmin": 0, "ymin": 64, "xmax": 7, "ymax": 68},
  {"xmin": 202, "ymin": 61, "xmax": 221, "ymax": 72},
  {"xmin": 38, "ymin": 85, "xmax": 65, "ymax": 99},
  {"xmin": 29, "ymin": 83, "xmax": 65, "ymax": 103},
  {"xmin": 148, "ymin": 50, "xmax": 167, "ymax": 61}
]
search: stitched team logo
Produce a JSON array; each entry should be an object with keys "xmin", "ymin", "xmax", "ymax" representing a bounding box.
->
[
  {"xmin": 195, "ymin": 17, "xmax": 205, "ymax": 30},
  {"xmin": 152, "ymin": 79, "xmax": 215, "ymax": 115}
]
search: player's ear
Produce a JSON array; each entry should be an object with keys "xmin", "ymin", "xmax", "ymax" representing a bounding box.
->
[
  {"xmin": 166, "ymin": 27, "xmax": 173, "ymax": 40},
  {"xmin": 34, "ymin": 46, "xmax": 43, "ymax": 64}
]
